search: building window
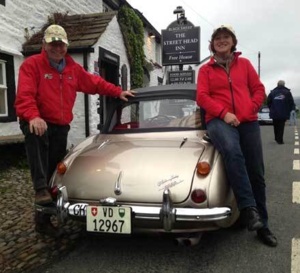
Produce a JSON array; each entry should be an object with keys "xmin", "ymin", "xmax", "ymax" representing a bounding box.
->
[
  {"xmin": 0, "ymin": 53, "xmax": 17, "ymax": 122},
  {"xmin": 102, "ymin": 3, "xmax": 111, "ymax": 12},
  {"xmin": 155, "ymin": 46, "xmax": 162, "ymax": 65},
  {"xmin": 0, "ymin": 60, "xmax": 8, "ymax": 116},
  {"xmin": 0, "ymin": 0, "xmax": 5, "ymax": 6},
  {"xmin": 157, "ymin": 76, "xmax": 163, "ymax": 86}
]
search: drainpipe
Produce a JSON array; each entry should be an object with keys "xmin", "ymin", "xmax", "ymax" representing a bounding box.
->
[{"xmin": 83, "ymin": 52, "xmax": 90, "ymax": 137}]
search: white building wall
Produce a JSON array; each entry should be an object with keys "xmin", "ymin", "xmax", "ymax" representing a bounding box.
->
[
  {"xmin": 68, "ymin": 15, "xmax": 130, "ymax": 146},
  {"xmin": 88, "ymin": 16, "xmax": 130, "ymax": 138},
  {"xmin": 143, "ymin": 29, "xmax": 163, "ymax": 87},
  {"xmin": 68, "ymin": 54, "xmax": 86, "ymax": 147},
  {"xmin": 0, "ymin": 0, "xmax": 102, "ymax": 55}
]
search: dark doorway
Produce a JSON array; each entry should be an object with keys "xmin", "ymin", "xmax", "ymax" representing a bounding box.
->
[
  {"xmin": 97, "ymin": 47, "xmax": 120, "ymax": 129},
  {"xmin": 99, "ymin": 61, "xmax": 119, "ymax": 85}
]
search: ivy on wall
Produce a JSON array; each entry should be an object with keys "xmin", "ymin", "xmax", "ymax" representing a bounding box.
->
[{"xmin": 117, "ymin": 6, "xmax": 145, "ymax": 89}]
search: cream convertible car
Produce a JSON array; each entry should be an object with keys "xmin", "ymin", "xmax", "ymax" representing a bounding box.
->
[{"xmin": 38, "ymin": 84, "xmax": 239, "ymax": 240}]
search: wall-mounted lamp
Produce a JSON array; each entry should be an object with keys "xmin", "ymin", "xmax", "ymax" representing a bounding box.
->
[{"xmin": 148, "ymin": 32, "xmax": 156, "ymax": 39}]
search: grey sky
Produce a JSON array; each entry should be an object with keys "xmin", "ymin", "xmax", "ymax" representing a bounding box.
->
[{"xmin": 127, "ymin": 0, "xmax": 300, "ymax": 97}]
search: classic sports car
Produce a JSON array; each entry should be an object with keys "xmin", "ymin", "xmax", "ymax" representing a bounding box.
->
[{"xmin": 37, "ymin": 84, "xmax": 238, "ymax": 242}]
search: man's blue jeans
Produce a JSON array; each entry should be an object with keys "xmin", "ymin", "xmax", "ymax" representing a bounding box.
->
[{"xmin": 207, "ymin": 119, "xmax": 268, "ymax": 227}]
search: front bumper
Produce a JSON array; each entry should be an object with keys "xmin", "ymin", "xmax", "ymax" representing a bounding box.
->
[{"xmin": 36, "ymin": 186, "xmax": 232, "ymax": 232}]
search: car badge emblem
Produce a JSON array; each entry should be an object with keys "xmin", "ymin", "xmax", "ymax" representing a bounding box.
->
[
  {"xmin": 119, "ymin": 208, "xmax": 125, "ymax": 218},
  {"xmin": 91, "ymin": 206, "xmax": 98, "ymax": 216}
]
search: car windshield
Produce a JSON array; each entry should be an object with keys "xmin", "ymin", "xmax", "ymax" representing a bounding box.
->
[{"xmin": 109, "ymin": 98, "xmax": 202, "ymax": 132}]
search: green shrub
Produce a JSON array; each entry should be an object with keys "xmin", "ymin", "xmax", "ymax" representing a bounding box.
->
[{"xmin": 118, "ymin": 6, "xmax": 145, "ymax": 89}]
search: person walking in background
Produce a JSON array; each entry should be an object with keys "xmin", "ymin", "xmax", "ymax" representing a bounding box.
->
[
  {"xmin": 197, "ymin": 24, "xmax": 277, "ymax": 247},
  {"xmin": 289, "ymin": 103, "xmax": 297, "ymax": 126},
  {"xmin": 267, "ymin": 80, "xmax": 295, "ymax": 144},
  {"xmin": 14, "ymin": 24, "xmax": 135, "ymax": 237}
]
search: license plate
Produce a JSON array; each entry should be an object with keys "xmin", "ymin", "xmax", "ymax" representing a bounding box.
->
[{"xmin": 86, "ymin": 206, "xmax": 131, "ymax": 234}]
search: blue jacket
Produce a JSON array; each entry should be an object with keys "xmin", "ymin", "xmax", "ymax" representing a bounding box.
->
[{"xmin": 267, "ymin": 86, "xmax": 294, "ymax": 120}]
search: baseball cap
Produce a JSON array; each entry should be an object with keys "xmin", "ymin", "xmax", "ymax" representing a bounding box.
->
[
  {"xmin": 211, "ymin": 24, "xmax": 236, "ymax": 39},
  {"xmin": 44, "ymin": 24, "xmax": 69, "ymax": 45}
]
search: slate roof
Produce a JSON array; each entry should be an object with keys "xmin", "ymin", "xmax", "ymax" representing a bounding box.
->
[{"xmin": 22, "ymin": 11, "xmax": 118, "ymax": 55}]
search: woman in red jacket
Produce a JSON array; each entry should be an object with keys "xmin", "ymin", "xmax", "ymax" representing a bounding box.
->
[
  {"xmin": 15, "ymin": 24, "xmax": 134, "ymax": 237},
  {"xmin": 197, "ymin": 25, "xmax": 277, "ymax": 247}
]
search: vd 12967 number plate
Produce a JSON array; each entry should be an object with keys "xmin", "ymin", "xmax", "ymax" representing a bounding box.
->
[{"xmin": 86, "ymin": 206, "xmax": 131, "ymax": 234}]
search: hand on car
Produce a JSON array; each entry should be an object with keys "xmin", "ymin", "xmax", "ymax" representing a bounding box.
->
[
  {"xmin": 119, "ymin": 90, "xmax": 136, "ymax": 101},
  {"xmin": 224, "ymin": 112, "xmax": 240, "ymax": 127},
  {"xmin": 29, "ymin": 117, "xmax": 48, "ymax": 136}
]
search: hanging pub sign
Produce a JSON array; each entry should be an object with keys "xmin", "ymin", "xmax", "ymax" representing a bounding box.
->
[
  {"xmin": 168, "ymin": 70, "xmax": 195, "ymax": 84},
  {"xmin": 162, "ymin": 20, "xmax": 200, "ymax": 66}
]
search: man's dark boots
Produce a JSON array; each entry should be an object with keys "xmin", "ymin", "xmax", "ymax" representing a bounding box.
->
[
  {"xmin": 35, "ymin": 189, "xmax": 52, "ymax": 205},
  {"xmin": 257, "ymin": 228, "xmax": 278, "ymax": 247},
  {"xmin": 240, "ymin": 206, "xmax": 264, "ymax": 231},
  {"xmin": 35, "ymin": 212, "xmax": 63, "ymax": 238}
]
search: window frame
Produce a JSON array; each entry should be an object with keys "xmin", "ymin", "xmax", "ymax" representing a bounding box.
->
[
  {"xmin": 0, "ymin": 60, "xmax": 8, "ymax": 116},
  {"xmin": 0, "ymin": 53, "xmax": 17, "ymax": 122}
]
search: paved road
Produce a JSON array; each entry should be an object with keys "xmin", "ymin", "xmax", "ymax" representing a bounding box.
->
[{"xmin": 32, "ymin": 123, "xmax": 300, "ymax": 273}]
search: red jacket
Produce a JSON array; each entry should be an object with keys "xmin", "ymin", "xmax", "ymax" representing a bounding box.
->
[
  {"xmin": 15, "ymin": 50, "xmax": 122, "ymax": 125},
  {"xmin": 197, "ymin": 52, "xmax": 266, "ymax": 124}
]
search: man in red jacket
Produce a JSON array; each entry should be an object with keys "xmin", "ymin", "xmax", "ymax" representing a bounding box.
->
[{"xmin": 15, "ymin": 24, "xmax": 134, "ymax": 237}]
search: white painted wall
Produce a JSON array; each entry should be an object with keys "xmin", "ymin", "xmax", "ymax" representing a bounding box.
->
[
  {"xmin": 68, "ymin": 54, "xmax": 86, "ymax": 147},
  {"xmin": 88, "ymin": 16, "xmax": 130, "ymax": 137},
  {"xmin": 143, "ymin": 29, "xmax": 163, "ymax": 87},
  {"xmin": 0, "ymin": 0, "xmax": 102, "ymax": 55},
  {"xmin": 68, "ymin": 15, "xmax": 130, "ymax": 147}
]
